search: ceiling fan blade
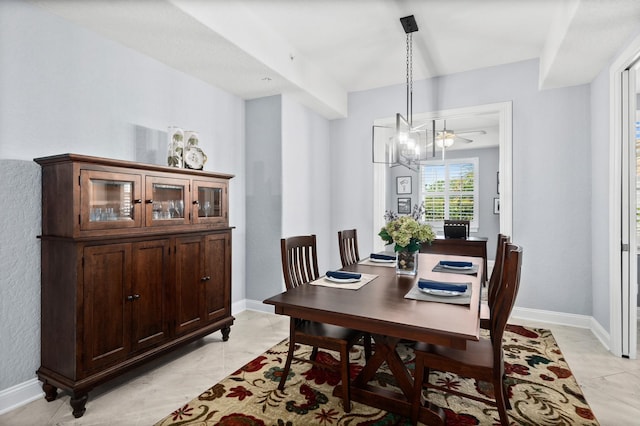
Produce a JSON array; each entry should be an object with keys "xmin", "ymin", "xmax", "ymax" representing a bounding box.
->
[
  {"xmin": 455, "ymin": 136, "xmax": 474, "ymax": 143},
  {"xmin": 456, "ymin": 130, "xmax": 486, "ymax": 136}
]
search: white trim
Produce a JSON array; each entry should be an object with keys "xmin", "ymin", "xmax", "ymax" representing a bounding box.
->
[
  {"xmin": 372, "ymin": 163, "xmax": 387, "ymax": 253},
  {"xmin": 609, "ymin": 33, "xmax": 640, "ymax": 358},
  {"xmin": 511, "ymin": 306, "xmax": 594, "ymax": 328},
  {"xmin": 0, "ymin": 378, "xmax": 43, "ymax": 416},
  {"xmin": 243, "ymin": 299, "xmax": 274, "ymax": 314},
  {"xmin": 231, "ymin": 299, "xmax": 247, "ymax": 316}
]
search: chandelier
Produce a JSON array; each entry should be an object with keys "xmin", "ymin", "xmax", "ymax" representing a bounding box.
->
[{"xmin": 372, "ymin": 15, "xmax": 435, "ymax": 171}]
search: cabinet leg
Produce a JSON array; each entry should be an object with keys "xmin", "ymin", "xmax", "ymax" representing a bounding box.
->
[
  {"xmin": 221, "ymin": 326, "xmax": 231, "ymax": 341},
  {"xmin": 70, "ymin": 393, "xmax": 88, "ymax": 418},
  {"xmin": 42, "ymin": 382, "xmax": 58, "ymax": 402}
]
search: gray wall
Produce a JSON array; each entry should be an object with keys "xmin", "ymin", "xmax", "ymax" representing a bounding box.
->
[
  {"xmin": 0, "ymin": 1, "xmax": 246, "ymax": 390},
  {"xmin": 281, "ymin": 95, "xmax": 333, "ymax": 271},
  {"xmin": 590, "ymin": 65, "xmax": 612, "ymax": 329},
  {"xmin": 330, "ymin": 60, "xmax": 593, "ymax": 317},
  {"xmin": 245, "ymin": 96, "xmax": 283, "ymax": 302},
  {"xmin": 0, "ymin": 161, "xmax": 41, "ymax": 393}
]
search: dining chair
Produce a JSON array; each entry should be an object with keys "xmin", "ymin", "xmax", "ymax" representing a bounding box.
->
[
  {"xmin": 444, "ymin": 219, "xmax": 470, "ymax": 239},
  {"xmin": 410, "ymin": 243, "xmax": 523, "ymax": 426},
  {"xmin": 337, "ymin": 229, "xmax": 360, "ymax": 267},
  {"xmin": 278, "ymin": 234, "xmax": 371, "ymax": 412},
  {"xmin": 480, "ymin": 234, "xmax": 510, "ymax": 329}
]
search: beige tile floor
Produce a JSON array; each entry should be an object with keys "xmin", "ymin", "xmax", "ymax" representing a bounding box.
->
[{"xmin": 0, "ymin": 310, "xmax": 638, "ymax": 425}]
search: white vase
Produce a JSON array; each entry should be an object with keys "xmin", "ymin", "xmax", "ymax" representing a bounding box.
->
[
  {"xmin": 167, "ymin": 127, "xmax": 184, "ymax": 168},
  {"xmin": 184, "ymin": 131, "xmax": 199, "ymax": 147}
]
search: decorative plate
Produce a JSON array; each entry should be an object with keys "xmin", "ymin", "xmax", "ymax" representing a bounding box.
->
[
  {"xmin": 325, "ymin": 276, "xmax": 361, "ymax": 284},
  {"xmin": 442, "ymin": 264, "xmax": 473, "ymax": 270},
  {"xmin": 184, "ymin": 146, "xmax": 206, "ymax": 170},
  {"xmin": 369, "ymin": 257, "xmax": 395, "ymax": 263},
  {"xmin": 419, "ymin": 288, "xmax": 463, "ymax": 297}
]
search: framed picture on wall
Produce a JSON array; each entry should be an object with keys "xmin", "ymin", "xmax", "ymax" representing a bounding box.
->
[
  {"xmin": 396, "ymin": 176, "xmax": 412, "ymax": 194},
  {"xmin": 398, "ymin": 197, "xmax": 411, "ymax": 214}
]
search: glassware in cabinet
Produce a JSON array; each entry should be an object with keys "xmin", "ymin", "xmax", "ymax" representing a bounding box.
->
[
  {"xmin": 80, "ymin": 170, "xmax": 143, "ymax": 230},
  {"xmin": 145, "ymin": 176, "xmax": 190, "ymax": 226}
]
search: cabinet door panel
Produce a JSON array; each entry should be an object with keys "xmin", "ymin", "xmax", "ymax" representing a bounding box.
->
[
  {"xmin": 174, "ymin": 236, "xmax": 204, "ymax": 334},
  {"xmin": 145, "ymin": 176, "xmax": 190, "ymax": 227},
  {"xmin": 80, "ymin": 171, "xmax": 142, "ymax": 231},
  {"xmin": 131, "ymin": 239, "xmax": 170, "ymax": 351},
  {"xmin": 204, "ymin": 233, "xmax": 230, "ymax": 322},
  {"xmin": 192, "ymin": 180, "xmax": 227, "ymax": 227},
  {"xmin": 83, "ymin": 244, "xmax": 131, "ymax": 373}
]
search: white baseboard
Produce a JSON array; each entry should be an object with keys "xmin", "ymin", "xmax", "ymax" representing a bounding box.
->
[
  {"xmin": 231, "ymin": 299, "xmax": 246, "ymax": 316},
  {"xmin": 511, "ymin": 306, "xmax": 611, "ymax": 349},
  {"xmin": 245, "ymin": 299, "xmax": 275, "ymax": 313},
  {"xmin": 0, "ymin": 300, "xmax": 612, "ymax": 416},
  {"xmin": 0, "ymin": 378, "xmax": 43, "ymax": 416}
]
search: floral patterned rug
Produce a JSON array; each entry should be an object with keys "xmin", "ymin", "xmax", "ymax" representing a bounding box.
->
[{"xmin": 154, "ymin": 325, "xmax": 598, "ymax": 425}]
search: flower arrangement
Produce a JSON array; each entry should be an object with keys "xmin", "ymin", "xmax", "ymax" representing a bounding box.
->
[{"xmin": 379, "ymin": 204, "xmax": 435, "ymax": 253}]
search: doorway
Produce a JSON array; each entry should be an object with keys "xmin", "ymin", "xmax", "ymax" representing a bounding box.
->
[
  {"xmin": 610, "ymin": 34, "xmax": 640, "ymax": 359},
  {"xmin": 372, "ymin": 101, "xmax": 513, "ymax": 251}
]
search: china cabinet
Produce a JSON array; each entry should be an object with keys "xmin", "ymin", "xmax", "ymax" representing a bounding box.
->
[{"xmin": 34, "ymin": 154, "xmax": 234, "ymax": 418}]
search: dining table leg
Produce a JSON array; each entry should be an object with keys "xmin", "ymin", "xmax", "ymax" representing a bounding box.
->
[{"xmin": 332, "ymin": 334, "xmax": 446, "ymax": 425}]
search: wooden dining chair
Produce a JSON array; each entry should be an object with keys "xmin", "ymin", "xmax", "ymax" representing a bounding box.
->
[
  {"xmin": 338, "ymin": 229, "xmax": 360, "ymax": 267},
  {"xmin": 480, "ymin": 234, "xmax": 510, "ymax": 329},
  {"xmin": 278, "ymin": 234, "xmax": 371, "ymax": 412},
  {"xmin": 444, "ymin": 219, "xmax": 470, "ymax": 239},
  {"xmin": 410, "ymin": 243, "xmax": 523, "ymax": 426}
]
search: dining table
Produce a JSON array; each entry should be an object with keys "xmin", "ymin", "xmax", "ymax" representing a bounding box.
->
[{"xmin": 263, "ymin": 252, "xmax": 483, "ymax": 425}]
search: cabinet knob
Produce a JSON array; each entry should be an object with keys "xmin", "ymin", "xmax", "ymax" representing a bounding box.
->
[
  {"xmin": 126, "ymin": 294, "xmax": 141, "ymax": 301},
  {"xmin": 126, "ymin": 295, "xmax": 134, "ymax": 301},
  {"xmin": 133, "ymin": 199, "xmax": 143, "ymax": 204},
  {"xmin": 133, "ymin": 294, "xmax": 140, "ymax": 300},
  {"xmin": 193, "ymin": 200, "xmax": 200, "ymax": 205},
  {"xmin": 201, "ymin": 276, "xmax": 211, "ymax": 281},
  {"xmin": 145, "ymin": 199, "xmax": 154, "ymax": 204}
]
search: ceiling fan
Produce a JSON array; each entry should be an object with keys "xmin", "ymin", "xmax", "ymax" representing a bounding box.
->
[
  {"xmin": 434, "ymin": 120, "xmax": 486, "ymax": 147},
  {"xmin": 436, "ymin": 128, "xmax": 487, "ymax": 145}
]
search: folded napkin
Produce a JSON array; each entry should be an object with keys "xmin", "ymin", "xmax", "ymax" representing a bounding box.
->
[
  {"xmin": 417, "ymin": 279, "xmax": 467, "ymax": 293},
  {"xmin": 439, "ymin": 260, "xmax": 473, "ymax": 268},
  {"xmin": 326, "ymin": 271, "xmax": 362, "ymax": 280},
  {"xmin": 370, "ymin": 253, "xmax": 396, "ymax": 261}
]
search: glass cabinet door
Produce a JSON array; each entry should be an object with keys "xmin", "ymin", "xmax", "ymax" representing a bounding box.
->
[
  {"xmin": 80, "ymin": 170, "xmax": 143, "ymax": 230},
  {"xmin": 192, "ymin": 180, "xmax": 227, "ymax": 226},
  {"xmin": 145, "ymin": 177, "xmax": 190, "ymax": 226}
]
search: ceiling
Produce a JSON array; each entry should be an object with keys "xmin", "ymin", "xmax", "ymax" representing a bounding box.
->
[{"xmin": 31, "ymin": 0, "xmax": 640, "ymax": 121}]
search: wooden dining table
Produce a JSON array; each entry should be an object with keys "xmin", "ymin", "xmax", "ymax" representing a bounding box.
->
[{"xmin": 263, "ymin": 252, "xmax": 483, "ymax": 425}]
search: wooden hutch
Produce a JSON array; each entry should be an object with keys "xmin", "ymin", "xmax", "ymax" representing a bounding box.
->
[{"xmin": 34, "ymin": 154, "xmax": 234, "ymax": 418}]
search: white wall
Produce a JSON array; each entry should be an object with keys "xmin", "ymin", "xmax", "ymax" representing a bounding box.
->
[
  {"xmin": 330, "ymin": 60, "xmax": 593, "ymax": 316},
  {"xmin": 0, "ymin": 1, "xmax": 245, "ymax": 391}
]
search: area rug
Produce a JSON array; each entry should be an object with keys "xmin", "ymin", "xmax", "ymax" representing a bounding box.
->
[{"xmin": 154, "ymin": 325, "xmax": 598, "ymax": 425}]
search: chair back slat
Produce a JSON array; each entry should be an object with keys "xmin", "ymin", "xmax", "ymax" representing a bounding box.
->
[
  {"xmin": 487, "ymin": 234, "xmax": 510, "ymax": 304},
  {"xmin": 489, "ymin": 243, "xmax": 523, "ymax": 354},
  {"xmin": 281, "ymin": 235, "xmax": 320, "ymax": 289},
  {"xmin": 338, "ymin": 229, "xmax": 360, "ymax": 267}
]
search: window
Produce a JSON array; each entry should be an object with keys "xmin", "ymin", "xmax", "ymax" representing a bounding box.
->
[{"xmin": 420, "ymin": 158, "xmax": 479, "ymax": 231}]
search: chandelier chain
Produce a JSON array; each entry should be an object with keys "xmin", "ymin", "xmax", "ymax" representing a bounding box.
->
[{"xmin": 405, "ymin": 33, "xmax": 413, "ymax": 126}]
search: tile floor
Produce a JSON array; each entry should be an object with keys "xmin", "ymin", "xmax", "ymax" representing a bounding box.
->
[{"xmin": 0, "ymin": 310, "xmax": 638, "ymax": 425}]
